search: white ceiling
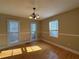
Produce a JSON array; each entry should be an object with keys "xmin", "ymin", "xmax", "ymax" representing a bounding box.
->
[{"xmin": 0, "ymin": 0, "xmax": 79, "ymax": 20}]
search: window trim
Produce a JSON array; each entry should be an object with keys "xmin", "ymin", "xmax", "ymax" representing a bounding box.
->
[
  {"xmin": 49, "ymin": 20, "xmax": 59, "ymax": 38},
  {"xmin": 7, "ymin": 20, "xmax": 20, "ymax": 44}
]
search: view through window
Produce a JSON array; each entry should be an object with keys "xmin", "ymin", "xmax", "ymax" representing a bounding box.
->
[{"xmin": 49, "ymin": 20, "xmax": 58, "ymax": 38}]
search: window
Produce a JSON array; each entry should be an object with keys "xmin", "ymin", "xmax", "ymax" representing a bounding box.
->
[
  {"xmin": 31, "ymin": 23, "xmax": 37, "ymax": 41},
  {"xmin": 8, "ymin": 20, "xmax": 19, "ymax": 43},
  {"xmin": 31, "ymin": 23, "xmax": 36, "ymax": 32},
  {"xmin": 9, "ymin": 21, "xmax": 19, "ymax": 32},
  {"xmin": 49, "ymin": 20, "xmax": 58, "ymax": 38}
]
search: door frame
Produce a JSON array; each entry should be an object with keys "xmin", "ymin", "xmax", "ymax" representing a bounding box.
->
[{"xmin": 30, "ymin": 22, "xmax": 37, "ymax": 42}]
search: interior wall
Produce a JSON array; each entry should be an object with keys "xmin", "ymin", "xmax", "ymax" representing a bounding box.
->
[
  {"xmin": 40, "ymin": 8, "xmax": 79, "ymax": 52},
  {"xmin": 0, "ymin": 14, "xmax": 40, "ymax": 49}
]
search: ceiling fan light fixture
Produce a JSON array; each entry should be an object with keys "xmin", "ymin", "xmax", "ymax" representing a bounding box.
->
[
  {"xmin": 36, "ymin": 15, "xmax": 39, "ymax": 18},
  {"xmin": 29, "ymin": 16, "xmax": 33, "ymax": 19},
  {"xmin": 29, "ymin": 7, "xmax": 39, "ymax": 20}
]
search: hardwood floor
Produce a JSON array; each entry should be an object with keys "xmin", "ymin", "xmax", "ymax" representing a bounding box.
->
[{"xmin": 0, "ymin": 41, "xmax": 79, "ymax": 59}]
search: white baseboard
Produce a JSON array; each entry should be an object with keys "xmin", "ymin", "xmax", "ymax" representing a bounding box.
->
[{"xmin": 41, "ymin": 39, "xmax": 79, "ymax": 55}]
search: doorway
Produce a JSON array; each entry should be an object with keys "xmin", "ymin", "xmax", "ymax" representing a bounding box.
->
[{"xmin": 30, "ymin": 22, "xmax": 37, "ymax": 42}]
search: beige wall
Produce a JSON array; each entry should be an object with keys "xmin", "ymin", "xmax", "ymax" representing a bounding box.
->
[
  {"xmin": 0, "ymin": 7, "xmax": 79, "ymax": 52},
  {"xmin": 0, "ymin": 14, "xmax": 40, "ymax": 49},
  {"xmin": 40, "ymin": 8, "xmax": 79, "ymax": 52}
]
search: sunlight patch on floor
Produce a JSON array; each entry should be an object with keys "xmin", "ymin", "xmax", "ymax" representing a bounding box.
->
[
  {"xmin": 0, "ymin": 50, "xmax": 12, "ymax": 58},
  {"xmin": 13, "ymin": 48, "xmax": 22, "ymax": 56},
  {"xmin": 26, "ymin": 46, "xmax": 42, "ymax": 52},
  {"xmin": 0, "ymin": 48, "xmax": 22, "ymax": 59}
]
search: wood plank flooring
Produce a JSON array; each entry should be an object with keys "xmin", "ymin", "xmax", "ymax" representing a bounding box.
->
[{"xmin": 0, "ymin": 41, "xmax": 79, "ymax": 59}]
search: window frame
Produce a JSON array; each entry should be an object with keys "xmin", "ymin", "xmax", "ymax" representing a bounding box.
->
[
  {"xmin": 49, "ymin": 20, "xmax": 59, "ymax": 38},
  {"xmin": 7, "ymin": 20, "xmax": 20, "ymax": 44}
]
